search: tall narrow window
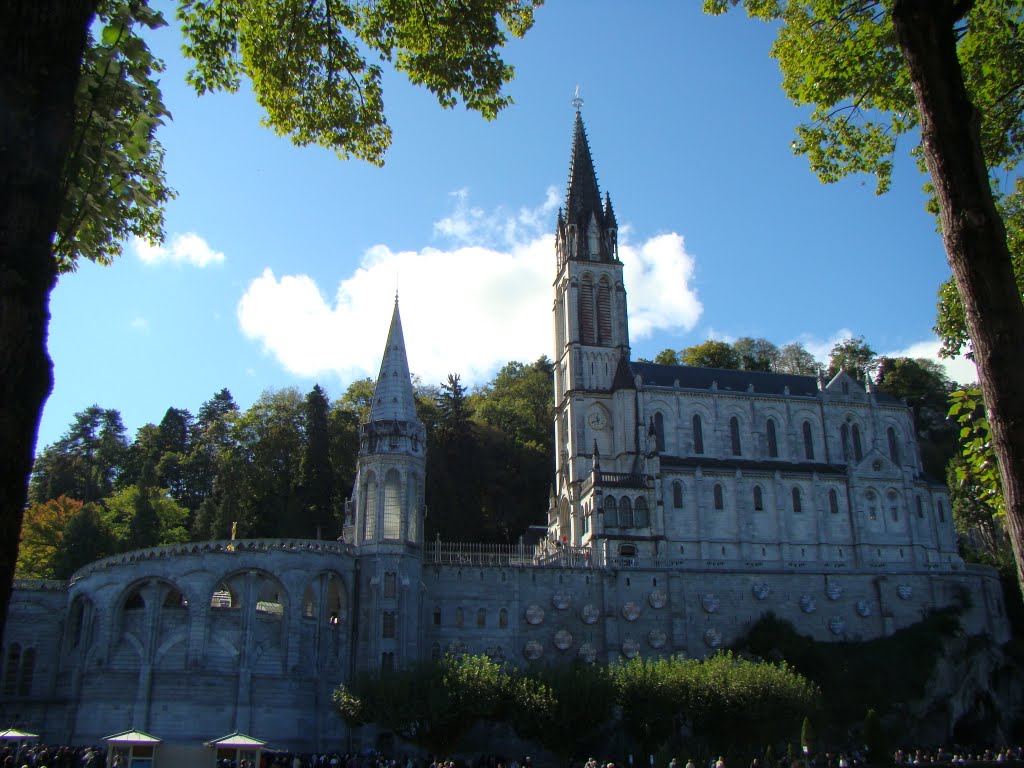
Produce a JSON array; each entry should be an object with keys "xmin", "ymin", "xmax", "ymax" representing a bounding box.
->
[
  {"xmin": 852, "ymin": 425, "xmax": 863, "ymax": 461},
  {"xmin": 730, "ymin": 416, "xmax": 742, "ymax": 456},
  {"xmin": 597, "ymin": 276, "xmax": 612, "ymax": 344},
  {"xmin": 841, "ymin": 423, "xmax": 850, "ymax": 461},
  {"xmin": 766, "ymin": 418, "xmax": 778, "ymax": 458},
  {"xmin": 579, "ymin": 274, "xmax": 595, "ymax": 344},
  {"xmin": 383, "ymin": 470, "xmax": 401, "ymax": 539},
  {"xmin": 713, "ymin": 484, "xmax": 724, "ymax": 510},
  {"xmin": 499, "ymin": 608, "xmax": 508, "ymax": 628},
  {"xmin": 792, "ymin": 487, "xmax": 803, "ymax": 513},
  {"xmin": 433, "ymin": 607, "xmax": 441, "ymax": 626},
  {"xmin": 382, "ymin": 611, "xmax": 396, "ymax": 639},
  {"xmin": 383, "ymin": 572, "xmax": 397, "ymax": 599},
  {"xmin": 916, "ymin": 496, "xmax": 924, "ymax": 519},
  {"xmin": 829, "ymin": 489, "xmax": 839, "ymax": 515},
  {"xmin": 672, "ymin": 481, "xmax": 683, "ymax": 509},
  {"xmin": 634, "ymin": 497, "xmax": 649, "ymax": 527},
  {"xmin": 937, "ymin": 500, "xmax": 946, "ymax": 522},
  {"xmin": 693, "ymin": 414, "xmax": 704, "ymax": 454},
  {"xmin": 455, "ymin": 608, "xmax": 464, "ymax": 627},
  {"xmin": 381, "ymin": 652, "xmax": 394, "ymax": 672},
  {"xmin": 802, "ymin": 421, "xmax": 814, "ymax": 460},
  {"xmin": 887, "ymin": 427, "xmax": 900, "ymax": 464},
  {"xmin": 477, "ymin": 608, "xmax": 486, "ymax": 628},
  {"xmin": 620, "ymin": 497, "xmax": 634, "ymax": 527},
  {"xmin": 17, "ymin": 648, "xmax": 34, "ymax": 697},
  {"xmin": 362, "ymin": 473, "xmax": 377, "ymax": 541},
  {"xmin": 2, "ymin": 644, "xmax": 20, "ymax": 696},
  {"xmin": 753, "ymin": 485, "xmax": 764, "ymax": 511},
  {"xmin": 407, "ymin": 479, "xmax": 420, "ymax": 543},
  {"xmin": 654, "ymin": 412, "xmax": 665, "ymax": 452},
  {"xmin": 604, "ymin": 496, "xmax": 618, "ymax": 527}
]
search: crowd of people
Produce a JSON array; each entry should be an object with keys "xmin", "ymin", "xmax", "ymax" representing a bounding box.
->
[{"xmin": 3, "ymin": 743, "xmax": 1023, "ymax": 768}]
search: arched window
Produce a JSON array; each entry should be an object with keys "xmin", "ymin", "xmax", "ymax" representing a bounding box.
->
[
  {"xmin": 713, "ymin": 484, "xmax": 724, "ymax": 510},
  {"xmin": 937, "ymin": 499, "xmax": 946, "ymax": 522},
  {"xmin": 753, "ymin": 485, "xmax": 764, "ymax": 511},
  {"xmin": 766, "ymin": 418, "xmax": 778, "ymax": 458},
  {"xmin": 2, "ymin": 644, "xmax": 20, "ymax": 696},
  {"xmin": 916, "ymin": 496, "xmax": 924, "ymax": 519},
  {"xmin": 829, "ymin": 488, "xmax": 839, "ymax": 515},
  {"xmin": 18, "ymin": 648, "xmax": 34, "ymax": 696},
  {"xmin": 477, "ymin": 608, "xmax": 487, "ymax": 627},
  {"xmin": 792, "ymin": 487, "xmax": 803, "ymax": 513},
  {"xmin": 383, "ymin": 470, "xmax": 401, "ymax": 539},
  {"xmin": 382, "ymin": 612, "xmax": 396, "ymax": 639},
  {"xmin": 362, "ymin": 472, "xmax": 377, "ymax": 541},
  {"xmin": 653, "ymin": 412, "xmax": 665, "ymax": 452},
  {"xmin": 888, "ymin": 490, "xmax": 900, "ymax": 521},
  {"xmin": 730, "ymin": 416, "xmax": 742, "ymax": 456},
  {"xmin": 383, "ymin": 572, "xmax": 397, "ymax": 598},
  {"xmin": 604, "ymin": 496, "xmax": 618, "ymax": 527},
  {"xmin": 693, "ymin": 414, "xmax": 704, "ymax": 454},
  {"xmin": 597, "ymin": 276, "xmax": 613, "ymax": 344},
  {"xmin": 841, "ymin": 423, "xmax": 850, "ymax": 461},
  {"xmin": 634, "ymin": 497, "xmax": 649, "ymax": 527},
  {"xmin": 672, "ymin": 481, "xmax": 683, "ymax": 509},
  {"xmin": 579, "ymin": 274, "xmax": 595, "ymax": 344},
  {"xmin": 887, "ymin": 427, "xmax": 901, "ymax": 464},
  {"xmin": 852, "ymin": 425, "xmax": 863, "ymax": 461},
  {"xmin": 455, "ymin": 608, "xmax": 464, "ymax": 627},
  {"xmin": 802, "ymin": 421, "xmax": 814, "ymax": 460},
  {"xmin": 499, "ymin": 608, "xmax": 508, "ymax": 628},
  {"xmin": 620, "ymin": 497, "xmax": 634, "ymax": 527}
]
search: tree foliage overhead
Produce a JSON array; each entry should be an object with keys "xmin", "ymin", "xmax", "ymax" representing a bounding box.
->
[{"xmin": 178, "ymin": 0, "xmax": 541, "ymax": 165}]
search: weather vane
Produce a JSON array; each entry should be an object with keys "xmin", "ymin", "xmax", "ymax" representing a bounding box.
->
[{"xmin": 572, "ymin": 84, "xmax": 583, "ymax": 111}]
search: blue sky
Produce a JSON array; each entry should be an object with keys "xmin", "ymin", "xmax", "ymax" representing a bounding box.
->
[{"xmin": 37, "ymin": 1, "xmax": 976, "ymax": 450}]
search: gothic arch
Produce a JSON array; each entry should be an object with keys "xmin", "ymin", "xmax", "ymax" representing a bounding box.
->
[
  {"xmin": 362, "ymin": 470, "xmax": 378, "ymax": 542},
  {"xmin": 383, "ymin": 469, "xmax": 402, "ymax": 540}
]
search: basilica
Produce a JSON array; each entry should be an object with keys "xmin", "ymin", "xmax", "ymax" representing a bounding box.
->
[{"xmin": 0, "ymin": 109, "xmax": 1009, "ymax": 760}]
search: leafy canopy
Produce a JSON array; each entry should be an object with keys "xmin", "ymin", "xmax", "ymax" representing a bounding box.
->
[{"xmin": 178, "ymin": 0, "xmax": 542, "ymax": 165}]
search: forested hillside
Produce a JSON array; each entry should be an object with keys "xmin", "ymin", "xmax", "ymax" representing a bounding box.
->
[
  {"xmin": 20, "ymin": 358, "xmax": 555, "ymax": 579},
  {"xmin": 22, "ymin": 336, "xmax": 986, "ymax": 580}
]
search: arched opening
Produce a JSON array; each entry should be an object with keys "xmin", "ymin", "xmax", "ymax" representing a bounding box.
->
[
  {"xmin": 604, "ymin": 496, "xmax": 618, "ymax": 527},
  {"xmin": 362, "ymin": 472, "xmax": 378, "ymax": 541},
  {"xmin": 730, "ymin": 416, "xmax": 742, "ymax": 456},
  {"xmin": 802, "ymin": 421, "xmax": 815, "ymax": 460},
  {"xmin": 767, "ymin": 418, "xmax": 778, "ymax": 458},
  {"xmin": 383, "ymin": 470, "xmax": 401, "ymax": 540},
  {"xmin": 693, "ymin": 414, "xmax": 704, "ymax": 454}
]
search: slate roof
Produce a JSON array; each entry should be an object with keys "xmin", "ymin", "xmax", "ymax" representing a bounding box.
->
[
  {"xmin": 368, "ymin": 297, "xmax": 418, "ymax": 424},
  {"xmin": 615, "ymin": 360, "xmax": 902, "ymax": 404}
]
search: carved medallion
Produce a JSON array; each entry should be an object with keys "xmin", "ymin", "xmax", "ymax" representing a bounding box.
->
[
  {"xmin": 702, "ymin": 593, "xmax": 720, "ymax": 613},
  {"xmin": 622, "ymin": 601, "xmax": 641, "ymax": 621},
  {"xmin": 752, "ymin": 582, "xmax": 770, "ymax": 601},
  {"xmin": 553, "ymin": 629, "xmax": 573, "ymax": 650},
  {"xmin": 523, "ymin": 640, "xmax": 544, "ymax": 661},
  {"xmin": 622, "ymin": 638, "xmax": 640, "ymax": 658},
  {"xmin": 648, "ymin": 629, "xmax": 667, "ymax": 649},
  {"xmin": 525, "ymin": 604, "xmax": 545, "ymax": 625},
  {"xmin": 648, "ymin": 589, "xmax": 667, "ymax": 609},
  {"xmin": 704, "ymin": 628, "xmax": 723, "ymax": 648},
  {"xmin": 829, "ymin": 616, "xmax": 846, "ymax": 636},
  {"xmin": 826, "ymin": 583, "xmax": 843, "ymax": 601},
  {"xmin": 799, "ymin": 594, "xmax": 817, "ymax": 613},
  {"xmin": 551, "ymin": 591, "xmax": 570, "ymax": 610},
  {"xmin": 897, "ymin": 584, "xmax": 913, "ymax": 600},
  {"xmin": 447, "ymin": 640, "xmax": 466, "ymax": 656},
  {"xmin": 579, "ymin": 604, "xmax": 600, "ymax": 625},
  {"xmin": 577, "ymin": 643, "xmax": 597, "ymax": 664},
  {"xmin": 856, "ymin": 599, "xmax": 872, "ymax": 617}
]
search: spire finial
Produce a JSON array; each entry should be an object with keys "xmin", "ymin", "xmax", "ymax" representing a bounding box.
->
[{"xmin": 572, "ymin": 84, "xmax": 583, "ymax": 112}]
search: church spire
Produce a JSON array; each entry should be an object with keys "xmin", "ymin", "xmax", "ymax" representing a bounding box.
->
[
  {"xmin": 565, "ymin": 109, "xmax": 604, "ymax": 228},
  {"xmin": 369, "ymin": 297, "xmax": 418, "ymax": 424}
]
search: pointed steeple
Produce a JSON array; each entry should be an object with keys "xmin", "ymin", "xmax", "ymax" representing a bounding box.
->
[
  {"xmin": 369, "ymin": 297, "xmax": 418, "ymax": 424},
  {"xmin": 604, "ymin": 192, "xmax": 617, "ymax": 229},
  {"xmin": 565, "ymin": 109, "xmax": 604, "ymax": 226}
]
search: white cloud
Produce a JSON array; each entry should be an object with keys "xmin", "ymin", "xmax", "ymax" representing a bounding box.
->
[
  {"xmin": 134, "ymin": 232, "xmax": 225, "ymax": 267},
  {"xmin": 238, "ymin": 192, "xmax": 702, "ymax": 388}
]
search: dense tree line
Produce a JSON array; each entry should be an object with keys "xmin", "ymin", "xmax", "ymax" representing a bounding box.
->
[
  {"xmin": 19, "ymin": 358, "xmax": 555, "ymax": 579},
  {"xmin": 333, "ymin": 651, "xmax": 819, "ymax": 760}
]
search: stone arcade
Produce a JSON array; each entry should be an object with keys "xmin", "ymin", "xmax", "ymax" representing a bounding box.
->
[{"xmin": 1, "ymin": 108, "xmax": 1009, "ymax": 757}]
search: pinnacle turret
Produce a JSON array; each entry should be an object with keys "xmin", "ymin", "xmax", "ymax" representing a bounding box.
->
[{"xmin": 368, "ymin": 298, "xmax": 418, "ymax": 424}]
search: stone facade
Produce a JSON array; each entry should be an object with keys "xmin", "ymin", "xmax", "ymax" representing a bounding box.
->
[{"xmin": 0, "ymin": 109, "xmax": 1009, "ymax": 754}]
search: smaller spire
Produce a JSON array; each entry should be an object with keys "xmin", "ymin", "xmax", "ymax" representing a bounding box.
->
[{"xmin": 604, "ymin": 192, "xmax": 617, "ymax": 228}]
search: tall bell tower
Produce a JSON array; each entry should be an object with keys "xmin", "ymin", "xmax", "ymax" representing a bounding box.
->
[
  {"xmin": 349, "ymin": 296, "xmax": 425, "ymax": 672},
  {"xmin": 551, "ymin": 96, "xmax": 632, "ymax": 546}
]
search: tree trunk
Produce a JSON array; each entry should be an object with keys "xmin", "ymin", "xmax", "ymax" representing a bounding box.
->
[
  {"xmin": 0, "ymin": 1, "xmax": 96, "ymax": 645},
  {"xmin": 892, "ymin": 0, "xmax": 1024, "ymax": 599}
]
